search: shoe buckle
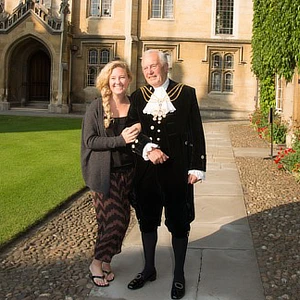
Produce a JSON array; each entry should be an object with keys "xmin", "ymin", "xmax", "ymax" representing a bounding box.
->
[{"xmin": 174, "ymin": 282, "xmax": 184, "ymax": 289}]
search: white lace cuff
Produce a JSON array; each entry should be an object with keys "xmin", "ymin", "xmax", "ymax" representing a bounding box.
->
[
  {"xmin": 188, "ymin": 170, "xmax": 206, "ymax": 180},
  {"xmin": 142, "ymin": 143, "xmax": 159, "ymax": 160}
]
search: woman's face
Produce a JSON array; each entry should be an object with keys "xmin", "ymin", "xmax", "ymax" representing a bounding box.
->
[{"xmin": 109, "ymin": 67, "xmax": 130, "ymax": 96}]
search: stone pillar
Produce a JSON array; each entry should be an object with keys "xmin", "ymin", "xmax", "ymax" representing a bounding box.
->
[
  {"xmin": 48, "ymin": 0, "xmax": 70, "ymax": 113},
  {"xmin": 124, "ymin": 0, "xmax": 139, "ymax": 92},
  {"xmin": 0, "ymin": 89, "xmax": 9, "ymax": 111}
]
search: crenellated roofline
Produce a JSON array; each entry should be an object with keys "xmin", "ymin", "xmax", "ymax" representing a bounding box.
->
[{"xmin": 0, "ymin": 0, "xmax": 63, "ymax": 33}]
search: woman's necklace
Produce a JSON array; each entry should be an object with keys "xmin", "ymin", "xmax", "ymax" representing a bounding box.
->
[{"xmin": 110, "ymin": 97, "xmax": 129, "ymax": 118}]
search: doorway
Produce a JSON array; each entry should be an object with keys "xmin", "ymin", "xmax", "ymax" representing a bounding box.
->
[{"xmin": 28, "ymin": 50, "xmax": 51, "ymax": 103}]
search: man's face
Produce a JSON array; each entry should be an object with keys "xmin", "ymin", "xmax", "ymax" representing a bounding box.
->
[{"xmin": 142, "ymin": 52, "xmax": 168, "ymax": 88}]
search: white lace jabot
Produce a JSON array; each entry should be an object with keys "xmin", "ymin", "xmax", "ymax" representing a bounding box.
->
[{"xmin": 143, "ymin": 85, "xmax": 176, "ymax": 123}]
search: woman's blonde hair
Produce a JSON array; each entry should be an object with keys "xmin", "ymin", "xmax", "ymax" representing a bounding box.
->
[{"xmin": 96, "ymin": 60, "xmax": 132, "ymax": 128}]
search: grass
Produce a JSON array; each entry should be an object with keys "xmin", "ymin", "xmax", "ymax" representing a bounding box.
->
[{"xmin": 0, "ymin": 115, "xmax": 85, "ymax": 247}]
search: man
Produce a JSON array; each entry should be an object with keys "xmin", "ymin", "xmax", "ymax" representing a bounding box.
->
[{"xmin": 127, "ymin": 49, "xmax": 206, "ymax": 299}]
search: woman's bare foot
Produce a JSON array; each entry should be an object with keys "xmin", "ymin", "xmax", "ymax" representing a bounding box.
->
[
  {"xmin": 102, "ymin": 262, "xmax": 115, "ymax": 282},
  {"xmin": 89, "ymin": 259, "xmax": 109, "ymax": 287}
]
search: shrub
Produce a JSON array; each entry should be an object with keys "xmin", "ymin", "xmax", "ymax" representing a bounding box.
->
[
  {"xmin": 274, "ymin": 130, "xmax": 300, "ymax": 181},
  {"xmin": 250, "ymin": 108, "xmax": 287, "ymax": 144},
  {"xmin": 271, "ymin": 117, "xmax": 288, "ymax": 144}
]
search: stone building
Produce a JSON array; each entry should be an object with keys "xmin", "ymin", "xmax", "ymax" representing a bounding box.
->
[
  {"xmin": 274, "ymin": 74, "xmax": 300, "ymax": 138},
  {"xmin": 0, "ymin": 0, "xmax": 257, "ymax": 118}
]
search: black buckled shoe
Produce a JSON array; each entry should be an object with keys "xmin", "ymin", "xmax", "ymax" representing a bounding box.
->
[
  {"xmin": 171, "ymin": 280, "xmax": 185, "ymax": 299},
  {"xmin": 127, "ymin": 271, "xmax": 157, "ymax": 290}
]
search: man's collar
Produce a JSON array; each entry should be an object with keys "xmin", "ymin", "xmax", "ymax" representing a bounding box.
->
[{"xmin": 153, "ymin": 78, "xmax": 169, "ymax": 91}]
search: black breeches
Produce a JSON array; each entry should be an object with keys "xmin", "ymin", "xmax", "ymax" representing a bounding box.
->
[{"xmin": 135, "ymin": 162, "xmax": 192, "ymax": 237}]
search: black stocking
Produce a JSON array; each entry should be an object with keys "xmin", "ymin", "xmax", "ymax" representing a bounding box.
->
[
  {"xmin": 141, "ymin": 231, "xmax": 157, "ymax": 277},
  {"xmin": 172, "ymin": 235, "xmax": 188, "ymax": 283}
]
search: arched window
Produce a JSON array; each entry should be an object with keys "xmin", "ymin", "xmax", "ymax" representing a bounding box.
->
[
  {"xmin": 211, "ymin": 71, "xmax": 222, "ymax": 91},
  {"xmin": 87, "ymin": 67, "xmax": 97, "ymax": 87},
  {"xmin": 212, "ymin": 53, "xmax": 222, "ymax": 69},
  {"xmin": 100, "ymin": 49, "xmax": 110, "ymax": 64},
  {"xmin": 88, "ymin": 49, "xmax": 98, "ymax": 64},
  {"xmin": 86, "ymin": 46, "xmax": 113, "ymax": 86},
  {"xmin": 224, "ymin": 54, "xmax": 233, "ymax": 69},
  {"xmin": 224, "ymin": 72, "xmax": 233, "ymax": 92},
  {"xmin": 210, "ymin": 51, "xmax": 235, "ymax": 93}
]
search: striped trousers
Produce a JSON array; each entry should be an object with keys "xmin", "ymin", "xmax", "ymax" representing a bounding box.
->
[{"xmin": 91, "ymin": 167, "xmax": 134, "ymax": 263}]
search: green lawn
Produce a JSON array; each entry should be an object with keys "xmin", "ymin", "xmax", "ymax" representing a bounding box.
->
[{"xmin": 0, "ymin": 115, "xmax": 85, "ymax": 246}]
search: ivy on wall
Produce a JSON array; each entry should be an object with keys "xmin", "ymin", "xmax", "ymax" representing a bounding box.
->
[{"xmin": 251, "ymin": 0, "xmax": 300, "ymax": 114}]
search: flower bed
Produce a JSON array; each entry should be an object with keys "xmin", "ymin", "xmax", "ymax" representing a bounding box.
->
[
  {"xmin": 250, "ymin": 108, "xmax": 299, "ymax": 182},
  {"xmin": 249, "ymin": 108, "xmax": 287, "ymax": 145},
  {"xmin": 274, "ymin": 131, "xmax": 300, "ymax": 181}
]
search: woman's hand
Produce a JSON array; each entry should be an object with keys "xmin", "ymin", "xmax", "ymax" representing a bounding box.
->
[
  {"xmin": 131, "ymin": 123, "xmax": 141, "ymax": 133},
  {"xmin": 121, "ymin": 124, "xmax": 140, "ymax": 143}
]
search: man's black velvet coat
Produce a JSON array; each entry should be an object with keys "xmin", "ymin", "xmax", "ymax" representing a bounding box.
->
[{"xmin": 127, "ymin": 79, "xmax": 206, "ymax": 227}]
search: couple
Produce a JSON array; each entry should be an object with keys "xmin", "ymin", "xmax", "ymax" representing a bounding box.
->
[{"xmin": 81, "ymin": 49, "xmax": 206, "ymax": 299}]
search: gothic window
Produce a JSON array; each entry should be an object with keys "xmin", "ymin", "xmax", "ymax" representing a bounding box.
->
[
  {"xmin": 151, "ymin": 0, "xmax": 174, "ymax": 19},
  {"xmin": 88, "ymin": 49, "xmax": 98, "ymax": 64},
  {"xmin": 210, "ymin": 52, "xmax": 234, "ymax": 92},
  {"xmin": 224, "ymin": 53, "xmax": 233, "ymax": 69},
  {"xmin": 87, "ymin": 67, "xmax": 97, "ymax": 87},
  {"xmin": 89, "ymin": 0, "xmax": 112, "ymax": 17},
  {"xmin": 100, "ymin": 49, "xmax": 110, "ymax": 64},
  {"xmin": 86, "ymin": 48, "xmax": 111, "ymax": 87},
  {"xmin": 224, "ymin": 72, "xmax": 233, "ymax": 92},
  {"xmin": 215, "ymin": 0, "xmax": 234, "ymax": 35}
]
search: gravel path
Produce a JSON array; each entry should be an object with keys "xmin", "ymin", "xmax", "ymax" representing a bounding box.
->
[
  {"xmin": 0, "ymin": 122, "xmax": 299, "ymax": 300},
  {"xmin": 229, "ymin": 124, "xmax": 300, "ymax": 300},
  {"xmin": 0, "ymin": 190, "xmax": 138, "ymax": 300}
]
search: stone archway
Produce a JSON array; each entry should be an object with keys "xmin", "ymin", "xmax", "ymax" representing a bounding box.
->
[{"xmin": 8, "ymin": 37, "xmax": 51, "ymax": 108}]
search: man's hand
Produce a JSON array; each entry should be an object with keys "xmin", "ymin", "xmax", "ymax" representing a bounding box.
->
[
  {"xmin": 188, "ymin": 174, "xmax": 202, "ymax": 184},
  {"xmin": 147, "ymin": 148, "xmax": 169, "ymax": 164}
]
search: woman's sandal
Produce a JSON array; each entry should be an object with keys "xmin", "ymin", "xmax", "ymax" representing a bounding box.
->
[
  {"xmin": 89, "ymin": 273, "xmax": 109, "ymax": 287},
  {"xmin": 103, "ymin": 269, "xmax": 115, "ymax": 282}
]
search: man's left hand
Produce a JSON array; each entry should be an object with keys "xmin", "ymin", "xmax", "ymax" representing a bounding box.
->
[{"xmin": 188, "ymin": 174, "xmax": 202, "ymax": 184}]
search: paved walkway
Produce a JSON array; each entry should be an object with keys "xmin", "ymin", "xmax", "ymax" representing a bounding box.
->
[
  {"xmin": 1, "ymin": 109, "xmax": 267, "ymax": 299},
  {"xmin": 87, "ymin": 120, "xmax": 267, "ymax": 300}
]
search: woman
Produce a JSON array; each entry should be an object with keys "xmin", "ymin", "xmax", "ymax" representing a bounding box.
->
[{"xmin": 81, "ymin": 60, "xmax": 140, "ymax": 287}]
